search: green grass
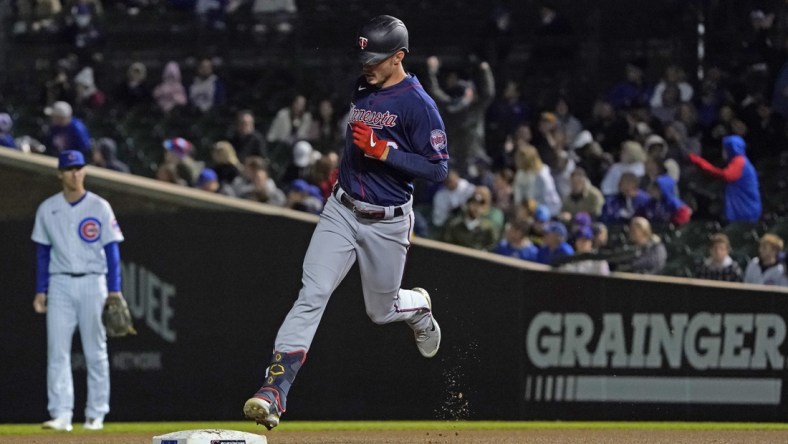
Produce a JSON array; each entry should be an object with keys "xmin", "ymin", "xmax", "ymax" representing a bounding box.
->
[{"xmin": 3, "ymin": 421, "xmax": 788, "ymax": 435}]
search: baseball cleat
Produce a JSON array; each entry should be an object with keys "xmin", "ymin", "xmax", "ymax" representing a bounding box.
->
[
  {"xmin": 243, "ymin": 396, "xmax": 280, "ymax": 430},
  {"xmin": 412, "ymin": 287, "xmax": 441, "ymax": 358},
  {"xmin": 83, "ymin": 417, "xmax": 104, "ymax": 430},
  {"xmin": 42, "ymin": 417, "xmax": 73, "ymax": 432}
]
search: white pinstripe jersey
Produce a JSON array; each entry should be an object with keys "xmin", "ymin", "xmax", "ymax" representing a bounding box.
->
[{"xmin": 31, "ymin": 192, "xmax": 124, "ymax": 274}]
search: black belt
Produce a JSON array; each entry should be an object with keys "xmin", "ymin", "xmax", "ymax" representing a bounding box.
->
[
  {"xmin": 333, "ymin": 185, "xmax": 404, "ymax": 220},
  {"xmin": 54, "ymin": 272, "xmax": 97, "ymax": 277}
]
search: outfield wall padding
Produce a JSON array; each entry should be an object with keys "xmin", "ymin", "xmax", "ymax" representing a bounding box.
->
[{"xmin": 2, "ymin": 150, "xmax": 788, "ymax": 422}]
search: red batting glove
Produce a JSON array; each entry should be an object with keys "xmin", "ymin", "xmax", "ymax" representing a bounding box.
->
[{"xmin": 352, "ymin": 121, "xmax": 390, "ymax": 160}]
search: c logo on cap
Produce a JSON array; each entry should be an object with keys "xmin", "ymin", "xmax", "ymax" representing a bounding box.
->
[{"xmin": 78, "ymin": 217, "xmax": 101, "ymax": 243}]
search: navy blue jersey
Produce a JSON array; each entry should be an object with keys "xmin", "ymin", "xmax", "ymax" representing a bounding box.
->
[{"xmin": 339, "ymin": 74, "xmax": 449, "ymax": 206}]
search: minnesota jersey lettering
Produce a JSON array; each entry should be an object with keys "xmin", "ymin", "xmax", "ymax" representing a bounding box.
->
[{"xmin": 347, "ymin": 105, "xmax": 399, "ymax": 128}]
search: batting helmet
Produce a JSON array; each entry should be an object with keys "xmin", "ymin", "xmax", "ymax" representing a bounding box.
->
[{"xmin": 356, "ymin": 15, "xmax": 409, "ymax": 65}]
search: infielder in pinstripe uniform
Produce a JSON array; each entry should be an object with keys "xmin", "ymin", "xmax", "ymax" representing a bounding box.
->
[{"xmin": 32, "ymin": 150, "xmax": 125, "ymax": 432}]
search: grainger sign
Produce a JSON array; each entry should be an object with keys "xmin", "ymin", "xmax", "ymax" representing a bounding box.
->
[{"xmin": 525, "ymin": 312, "xmax": 784, "ymax": 405}]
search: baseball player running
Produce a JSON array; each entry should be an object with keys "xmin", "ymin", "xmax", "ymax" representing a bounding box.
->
[
  {"xmin": 32, "ymin": 150, "xmax": 125, "ymax": 432},
  {"xmin": 243, "ymin": 15, "xmax": 448, "ymax": 429}
]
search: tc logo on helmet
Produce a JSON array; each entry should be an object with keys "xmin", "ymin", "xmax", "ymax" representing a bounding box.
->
[{"xmin": 358, "ymin": 37, "xmax": 368, "ymax": 50}]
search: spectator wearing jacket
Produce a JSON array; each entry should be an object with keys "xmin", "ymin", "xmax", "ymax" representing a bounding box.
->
[
  {"xmin": 432, "ymin": 168, "xmax": 477, "ymax": 229},
  {"xmin": 115, "ymin": 62, "xmax": 150, "ymax": 109},
  {"xmin": 558, "ymin": 226, "xmax": 610, "ymax": 276},
  {"xmin": 91, "ymin": 138, "xmax": 129, "ymax": 173},
  {"xmin": 689, "ymin": 135, "xmax": 762, "ymax": 223},
  {"xmin": 600, "ymin": 172, "xmax": 650, "ymax": 224},
  {"xmin": 285, "ymin": 179, "xmax": 324, "ymax": 214},
  {"xmin": 189, "ymin": 58, "xmax": 226, "ymax": 113},
  {"xmin": 228, "ymin": 110, "xmax": 267, "ymax": 162},
  {"xmin": 156, "ymin": 137, "xmax": 202, "ymax": 186},
  {"xmin": 267, "ymin": 94, "xmax": 313, "ymax": 148},
  {"xmin": 694, "ymin": 233, "xmax": 743, "ymax": 282},
  {"xmin": 210, "ymin": 140, "xmax": 242, "ymax": 185},
  {"xmin": 425, "ymin": 55, "xmax": 495, "ymax": 174},
  {"xmin": 512, "ymin": 143, "xmax": 562, "ymax": 216},
  {"xmin": 639, "ymin": 174, "xmax": 692, "ymax": 226},
  {"xmin": 623, "ymin": 216, "xmax": 667, "ymax": 275},
  {"xmin": 560, "ymin": 167, "xmax": 604, "ymax": 219},
  {"xmin": 443, "ymin": 191, "xmax": 500, "ymax": 251},
  {"xmin": 0, "ymin": 113, "xmax": 17, "ymax": 148},
  {"xmin": 44, "ymin": 101, "xmax": 91, "ymax": 158},
  {"xmin": 743, "ymin": 234, "xmax": 785, "ymax": 285},
  {"xmin": 607, "ymin": 60, "xmax": 651, "ymax": 110},
  {"xmin": 536, "ymin": 221, "xmax": 574, "ymax": 265},
  {"xmin": 153, "ymin": 61, "xmax": 187, "ymax": 114},
  {"xmin": 73, "ymin": 67, "xmax": 105, "ymax": 110},
  {"xmin": 232, "ymin": 156, "xmax": 286, "ymax": 206},
  {"xmin": 600, "ymin": 140, "xmax": 646, "ymax": 196},
  {"xmin": 494, "ymin": 220, "xmax": 538, "ymax": 261}
]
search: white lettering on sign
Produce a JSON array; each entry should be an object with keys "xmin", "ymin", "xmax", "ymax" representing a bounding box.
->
[
  {"xmin": 112, "ymin": 351, "xmax": 163, "ymax": 371},
  {"xmin": 526, "ymin": 312, "xmax": 786, "ymax": 370},
  {"xmin": 122, "ymin": 261, "xmax": 177, "ymax": 343},
  {"xmin": 72, "ymin": 351, "xmax": 163, "ymax": 371}
]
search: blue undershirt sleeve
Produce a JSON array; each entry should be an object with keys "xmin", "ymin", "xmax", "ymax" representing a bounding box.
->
[
  {"xmin": 104, "ymin": 242, "xmax": 121, "ymax": 292},
  {"xmin": 35, "ymin": 243, "xmax": 51, "ymax": 294},
  {"xmin": 385, "ymin": 149, "xmax": 449, "ymax": 183}
]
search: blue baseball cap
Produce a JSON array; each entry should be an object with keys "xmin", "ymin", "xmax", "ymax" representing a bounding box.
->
[
  {"xmin": 544, "ymin": 221, "xmax": 568, "ymax": 239},
  {"xmin": 573, "ymin": 211, "xmax": 592, "ymax": 227},
  {"xmin": 289, "ymin": 179, "xmax": 323, "ymax": 200},
  {"xmin": 58, "ymin": 150, "xmax": 86, "ymax": 169},
  {"xmin": 289, "ymin": 179, "xmax": 310, "ymax": 193},
  {"xmin": 196, "ymin": 168, "xmax": 218, "ymax": 186},
  {"xmin": 534, "ymin": 204, "xmax": 551, "ymax": 223},
  {"xmin": 574, "ymin": 225, "xmax": 594, "ymax": 240}
]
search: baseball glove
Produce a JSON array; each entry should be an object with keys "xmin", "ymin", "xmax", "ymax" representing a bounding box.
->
[{"xmin": 102, "ymin": 295, "xmax": 137, "ymax": 337}]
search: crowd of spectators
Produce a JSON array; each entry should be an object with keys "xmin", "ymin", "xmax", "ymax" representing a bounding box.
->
[
  {"xmin": 9, "ymin": 0, "xmax": 298, "ymax": 35},
  {"xmin": 2, "ymin": 1, "xmax": 788, "ymax": 287}
]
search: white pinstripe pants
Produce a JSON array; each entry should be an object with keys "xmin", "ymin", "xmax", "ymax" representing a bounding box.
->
[{"xmin": 46, "ymin": 274, "xmax": 109, "ymax": 421}]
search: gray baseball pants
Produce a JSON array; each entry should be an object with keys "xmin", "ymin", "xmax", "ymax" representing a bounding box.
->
[{"xmin": 274, "ymin": 188, "xmax": 432, "ymax": 352}]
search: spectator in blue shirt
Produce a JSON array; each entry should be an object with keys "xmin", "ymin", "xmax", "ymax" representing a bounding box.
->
[
  {"xmin": 0, "ymin": 113, "xmax": 16, "ymax": 149},
  {"xmin": 607, "ymin": 59, "xmax": 651, "ymax": 109},
  {"xmin": 285, "ymin": 178, "xmax": 324, "ymax": 215},
  {"xmin": 536, "ymin": 221, "xmax": 575, "ymax": 265},
  {"xmin": 600, "ymin": 172, "xmax": 650, "ymax": 225},
  {"xmin": 494, "ymin": 220, "xmax": 538, "ymax": 261},
  {"xmin": 44, "ymin": 101, "xmax": 91, "ymax": 158}
]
